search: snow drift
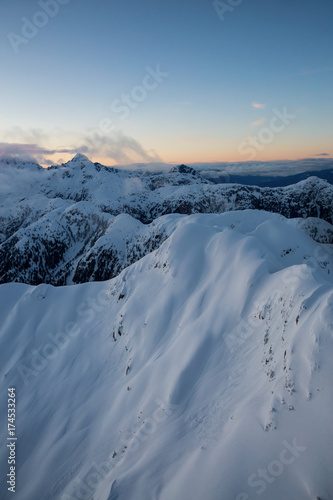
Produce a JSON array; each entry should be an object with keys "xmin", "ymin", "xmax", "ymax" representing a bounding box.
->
[{"xmin": 0, "ymin": 210, "xmax": 332, "ymax": 500}]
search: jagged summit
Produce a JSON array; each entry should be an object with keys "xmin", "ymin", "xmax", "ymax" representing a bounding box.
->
[
  {"xmin": 170, "ymin": 164, "xmax": 199, "ymax": 176},
  {"xmin": 71, "ymin": 153, "xmax": 90, "ymax": 162}
]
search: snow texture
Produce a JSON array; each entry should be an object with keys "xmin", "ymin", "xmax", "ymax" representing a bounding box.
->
[{"xmin": 0, "ymin": 205, "xmax": 333, "ymax": 499}]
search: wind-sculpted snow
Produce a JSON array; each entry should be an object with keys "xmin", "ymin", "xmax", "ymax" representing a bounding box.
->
[
  {"xmin": 0, "ymin": 212, "xmax": 332, "ymax": 499},
  {"xmin": 1, "ymin": 154, "xmax": 333, "ymax": 286}
]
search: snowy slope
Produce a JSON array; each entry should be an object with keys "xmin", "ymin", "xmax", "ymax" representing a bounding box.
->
[
  {"xmin": 1, "ymin": 154, "xmax": 333, "ymax": 286},
  {"xmin": 0, "ymin": 211, "xmax": 332, "ymax": 500}
]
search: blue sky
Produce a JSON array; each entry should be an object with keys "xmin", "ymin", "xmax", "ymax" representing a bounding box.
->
[{"xmin": 0, "ymin": 0, "xmax": 332, "ymax": 166}]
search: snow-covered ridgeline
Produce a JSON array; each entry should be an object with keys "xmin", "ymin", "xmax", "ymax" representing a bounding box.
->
[{"xmin": 0, "ymin": 211, "xmax": 332, "ymax": 499}]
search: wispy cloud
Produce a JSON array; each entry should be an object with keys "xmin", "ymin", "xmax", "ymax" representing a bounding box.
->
[
  {"xmin": 81, "ymin": 130, "xmax": 162, "ymax": 165},
  {"xmin": 314, "ymin": 152, "xmax": 330, "ymax": 157},
  {"xmin": 250, "ymin": 118, "xmax": 266, "ymax": 127},
  {"xmin": 0, "ymin": 143, "xmax": 75, "ymax": 156},
  {"xmin": 252, "ymin": 102, "xmax": 266, "ymax": 109},
  {"xmin": 0, "ymin": 126, "xmax": 162, "ymax": 166},
  {"xmin": 0, "ymin": 143, "xmax": 78, "ymax": 164},
  {"xmin": 0, "ymin": 127, "xmax": 81, "ymax": 165},
  {"xmin": 2, "ymin": 126, "xmax": 48, "ymax": 144}
]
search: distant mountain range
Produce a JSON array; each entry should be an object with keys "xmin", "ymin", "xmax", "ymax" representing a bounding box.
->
[
  {"xmin": 201, "ymin": 168, "xmax": 333, "ymax": 187},
  {"xmin": 1, "ymin": 154, "xmax": 333, "ymax": 286}
]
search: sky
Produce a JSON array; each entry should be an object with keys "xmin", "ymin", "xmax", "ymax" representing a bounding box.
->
[{"xmin": 0, "ymin": 0, "xmax": 332, "ymax": 167}]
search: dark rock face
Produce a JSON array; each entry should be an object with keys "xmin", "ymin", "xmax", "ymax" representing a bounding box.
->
[
  {"xmin": 1, "ymin": 156, "xmax": 333, "ymax": 286},
  {"xmin": 170, "ymin": 164, "xmax": 200, "ymax": 176},
  {"xmin": 72, "ymin": 230, "xmax": 167, "ymax": 284}
]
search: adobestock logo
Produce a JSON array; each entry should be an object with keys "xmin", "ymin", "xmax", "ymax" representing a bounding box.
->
[
  {"xmin": 213, "ymin": 0, "xmax": 244, "ymax": 22},
  {"xmin": 236, "ymin": 438, "xmax": 306, "ymax": 499},
  {"xmin": 110, "ymin": 65, "xmax": 169, "ymax": 121},
  {"xmin": 7, "ymin": 0, "xmax": 71, "ymax": 54},
  {"xmin": 237, "ymin": 107, "xmax": 297, "ymax": 161}
]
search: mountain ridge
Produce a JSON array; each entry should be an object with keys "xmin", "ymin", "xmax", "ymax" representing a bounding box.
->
[
  {"xmin": 1, "ymin": 155, "xmax": 333, "ymax": 286},
  {"xmin": 0, "ymin": 210, "xmax": 332, "ymax": 499}
]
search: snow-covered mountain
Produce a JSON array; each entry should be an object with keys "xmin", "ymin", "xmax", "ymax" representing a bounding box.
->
[
  {"xmin": 0, "ymin": 210, "xmax": 332, "ymax": 500},
  {"xmin": 1, "ymin": 154, "xmax": 333, "ymax": 285},
  {"xmin": 1, "ymin": 155, "xmax": 333, "ymax": 500}
]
